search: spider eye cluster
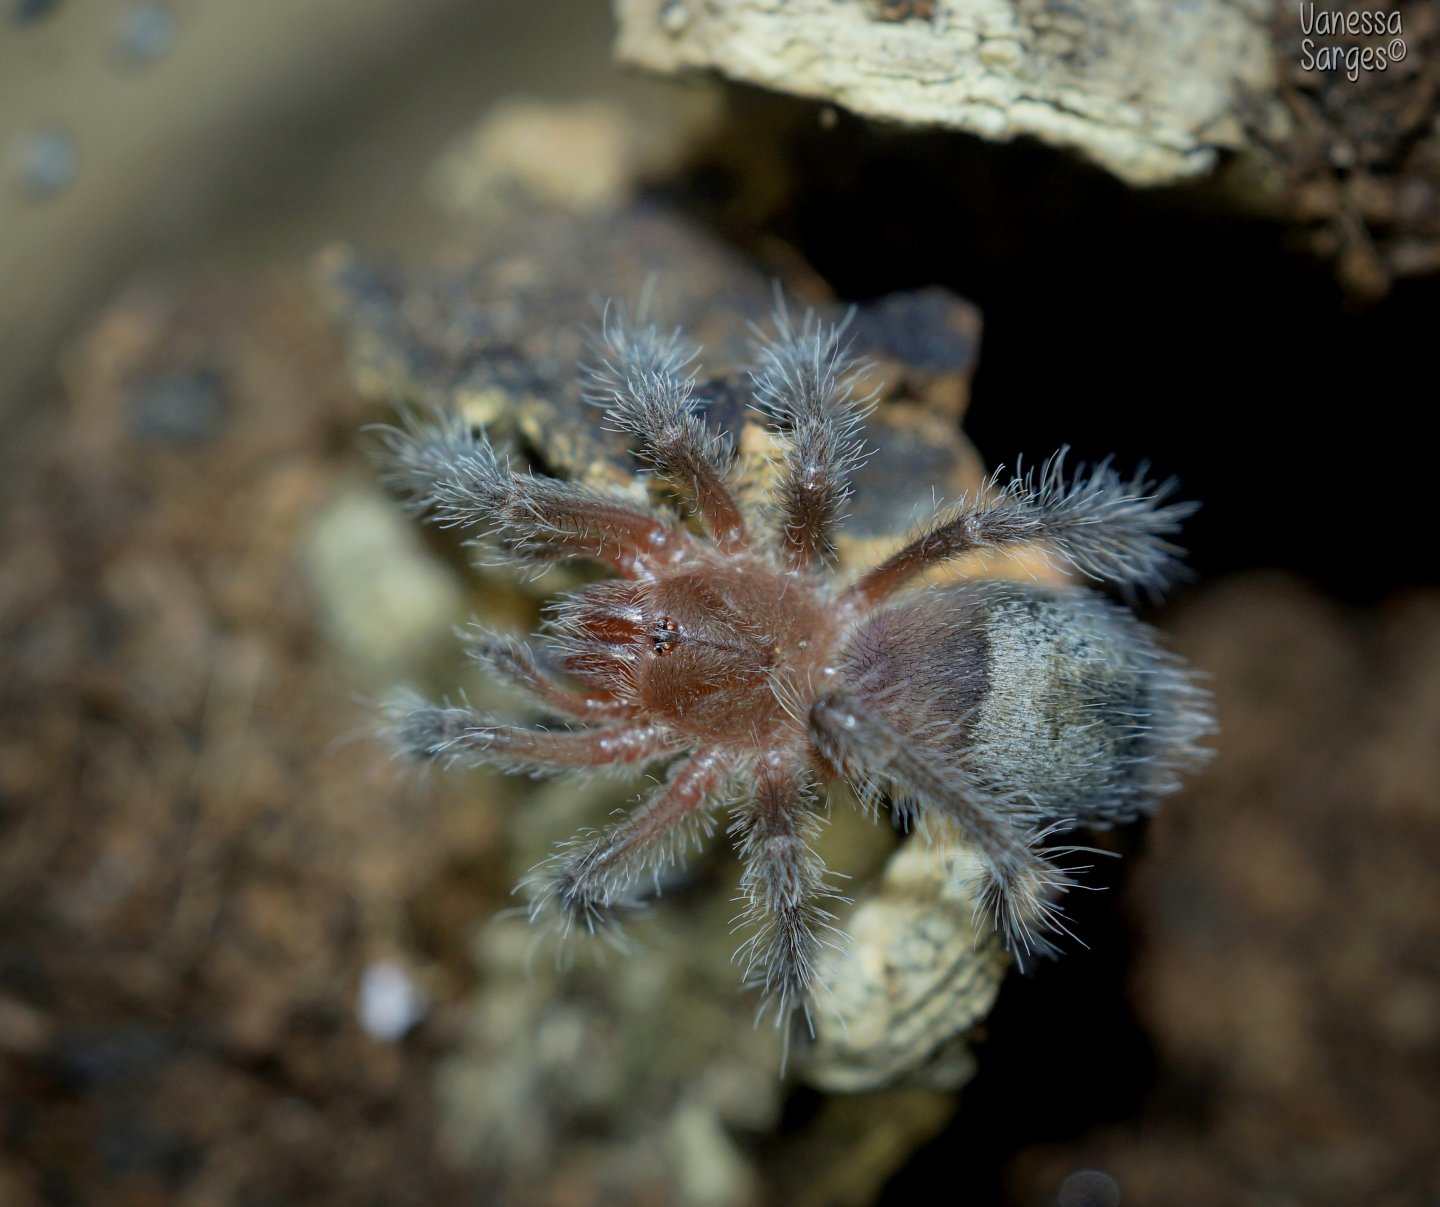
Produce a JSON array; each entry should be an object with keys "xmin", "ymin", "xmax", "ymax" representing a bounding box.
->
[
  {"xmin": 649, "ymin": 617, "xmax": 678, "ymax": 655},
  {"xmin": 382, "ymin": 301, "xmax": 1213, "ymax": 1038}
]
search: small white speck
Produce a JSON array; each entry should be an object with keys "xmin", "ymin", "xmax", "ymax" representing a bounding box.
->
[
  {"xmin": 118, "ymin": 3, "xmax": 179, "ymax": 64},
  {"xmin": 13, "ymin": 127, "xmax": 76, "ymax": 200},
  {"xmin": 1058, "ymin": 1169, "xmax": 1121, "ymax": 1207},
  {"xmin": 661, "ymin": 0, "xmax": 690, "ymax": 34},
  {"xmin": 358, "ymin": 959, "xmax": 427, "ymax": 1041}
]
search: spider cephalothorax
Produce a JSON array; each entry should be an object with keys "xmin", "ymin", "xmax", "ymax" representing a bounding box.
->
[{"xmin": 381, "ymin": 306, "xmax": 1211, "ymax": 1023}]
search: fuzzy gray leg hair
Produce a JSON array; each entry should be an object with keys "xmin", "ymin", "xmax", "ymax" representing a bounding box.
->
[
  {"xmin": 845, "ymin": 449, "xmax": 1197, "ymax": 608},
  {"xmin": 386, "ymin": 695, "xmax": 674, "ymax": 775},
  {"xmin": 528, "ymin": 750, "xmax": 728, "ymax": 932},
  {"xmin": 749, "ymin": 303, "xmax": 871, "ymax": 568},
  {"xmin": 583, "ymin": 308, "xmax": 749, "ymax": 547},
  {"xmin": 462, "ymin": 628, "xmax": 638, "ymax": 723},
  {"xmin": 731, "ymin": 760, "xmax": 844, "ymax": 1029},
  {"xmin": 372, "ymin": 408, "xmax": 686, "ymax": 578},
  {"xmin": 809, "ymin": 692, "xmax": 1074, "ymax": 967}
]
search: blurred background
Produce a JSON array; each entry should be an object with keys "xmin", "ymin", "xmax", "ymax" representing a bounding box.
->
[{"xmin": 2, "ymin": 1, "xmax": 1438, "ymax": 1204}]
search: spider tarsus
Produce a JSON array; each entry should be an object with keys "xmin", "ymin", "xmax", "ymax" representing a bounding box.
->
[
  {"xmin": 974, "ymin": 843, "xmax": 1082, "ymax": 970},
  {"xmin": 383, "ymin": 696, "xmax": 478, "ymax": 763},
  {"xmin": 1007, "ymin": 449, "xmax": 1197, "ymax": 598}
]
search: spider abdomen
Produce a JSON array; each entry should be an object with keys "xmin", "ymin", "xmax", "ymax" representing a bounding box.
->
[
  {"xmin": 964, "ymin": 581, "xmax": 1192, "ymax": 822},
  {"xmin": 829, "ymin": 580, "xmax": 1205, "ymax": 826}
]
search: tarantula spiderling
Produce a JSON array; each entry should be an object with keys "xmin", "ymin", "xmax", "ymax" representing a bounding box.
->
[{"xmin": 377, "ymin": 302, "xmax": 1212, "ymax": 1025}]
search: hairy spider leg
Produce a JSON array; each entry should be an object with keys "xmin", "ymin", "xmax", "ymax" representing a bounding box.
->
[
  {"xmin": 375, "ymin": 409, "xmax": 692, "ymax": 579},
  {"xmin": 584, "ymin": 312, "xmax": 750, "ymax": 550},
  {"xmin": 731, "ymin": 758, "xmax": 842, "ymax": 1028},
  {"xmin": 842, "ymin": 452, "xmax": 1197, "ymax": 611},
  {"xmin": 389, "ymin": 700, "xmax": 675, "ymax": 776},
  {"xmin": 809, "ymin": 693, "xmax": 1074, "ymax": 966},
  {"xmin": 749, "ymin": 305, "xmax": 870, "ymax": 569},
  {"xmin": 464, "ymin": 629, "xmax": 639, "ymax": 722},
  {"xmin": 537, "ymin": 749, "xmax": 729, "ymax": 931}
]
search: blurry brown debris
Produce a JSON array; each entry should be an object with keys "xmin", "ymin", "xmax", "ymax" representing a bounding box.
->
[{"xmin": 0, "ymin": 269, "xmax": 488, "ymax": 1206}]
